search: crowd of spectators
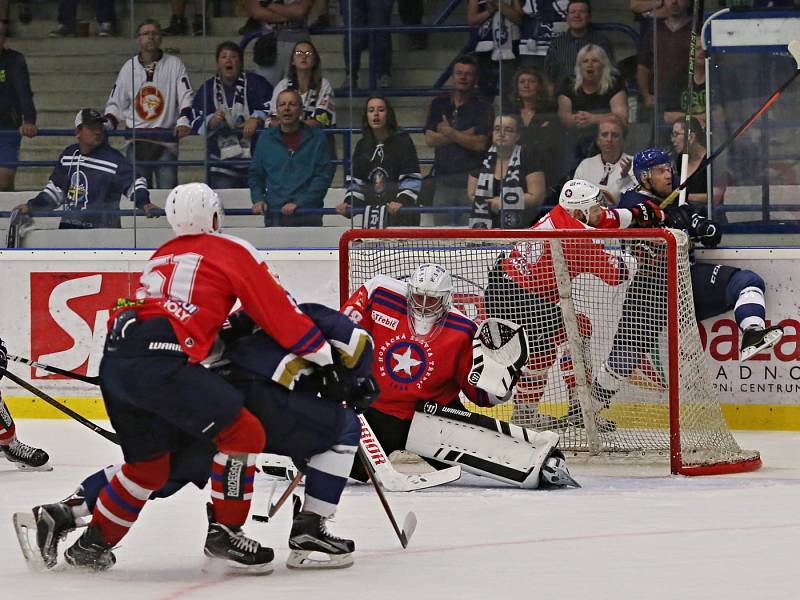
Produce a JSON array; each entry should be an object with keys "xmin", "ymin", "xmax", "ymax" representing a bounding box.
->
[{"xmin": 0, "ymin": 0, "xmax": 723, "ymax": 230}]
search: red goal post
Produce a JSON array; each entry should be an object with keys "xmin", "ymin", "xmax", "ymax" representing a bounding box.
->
[{"xmin": 339, "ymin": 228, "xmax": 762, "ymax": 476}]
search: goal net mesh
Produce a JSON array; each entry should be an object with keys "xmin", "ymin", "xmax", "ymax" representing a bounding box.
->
[{"xmin": 342, "ymin": 229, "xmax": 759, "ymax": 472}]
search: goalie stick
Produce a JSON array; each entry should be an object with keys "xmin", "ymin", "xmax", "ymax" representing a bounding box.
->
[
  {"xmin": 358, "ymin": 413, "xmax": 462, "ymax": 491},
  {"xmin": 0, "ymin": 367, "xmax": 119, "ymax": 444},
  {"xmin": 662, "ymin": 40, "xmax": 800, "ymax": 210}
]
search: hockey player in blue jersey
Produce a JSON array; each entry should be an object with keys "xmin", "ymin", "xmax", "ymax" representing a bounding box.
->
[
  {"xmin": 591, "ymin": 148, "xmax": 784, "ymax": 413},
  {"xmin": 16, "ymin": 303, "xmax": 378, "ymax": 573},
  {"xmin": 13, "ymin": 108, "xmax": 157, "ymax": 229}
]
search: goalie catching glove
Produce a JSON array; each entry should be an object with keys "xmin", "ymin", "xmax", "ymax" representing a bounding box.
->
[{"xmin": 468, "ymin": 318, "xmax": 529, "ymax": 399}]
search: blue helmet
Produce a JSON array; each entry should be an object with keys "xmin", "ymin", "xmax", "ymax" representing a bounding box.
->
[{"xmin": 633, "ymin": 148, "xmax": 671, "ymax": 183}]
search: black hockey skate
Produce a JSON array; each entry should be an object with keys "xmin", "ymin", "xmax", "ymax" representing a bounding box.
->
[
  {"xmin": 34, "ymin": 503, "xmax": 77, "ymax": 568},
  {"xmin": 0, "ymin": 439, "xmax": 51, "ymax": 470},
  {"xmin": 203, "ymin": 504, "xmax": 274, "ymax": 574},
  {"xmin": 740, "ymin": 325, "xmax": 784, "ymax": 362},
  {"xmin": 287, "ymin": 511, "xmax": 355, "ymax": 570},
  {"xmin": 64, "ymin": 525, "xmax": 116, "ymax": 571}
]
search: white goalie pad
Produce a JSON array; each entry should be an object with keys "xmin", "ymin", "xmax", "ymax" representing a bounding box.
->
[
  {"xmin": 406, "ymin": 403, "xmax": 560, "ymax": 489},
  {"xmin": 468, "ymin": 318, "xmax": 530, "ymax": 399}
]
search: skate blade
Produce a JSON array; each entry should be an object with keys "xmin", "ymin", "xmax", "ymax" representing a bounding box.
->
[
  {"xmin": 740, "ymin": 329, "xmax": 784, "ymax": 362},
  {"xmin": 286, "ymin": 549, "xmax": 354, "ymax": 570},
  {"xmin": 13, "ymin": 512, "xmax": 48, "ymax": 572},
  {"xmin": 201, "ymin": 556, "xmax": 274, "ymax": 576}
]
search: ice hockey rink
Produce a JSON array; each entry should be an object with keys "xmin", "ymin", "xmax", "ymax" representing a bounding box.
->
[{"xmin": 2, "ymin": 420, "xmax": 799, "ymax": 600}]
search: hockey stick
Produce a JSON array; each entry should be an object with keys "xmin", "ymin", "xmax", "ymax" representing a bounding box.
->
[
  {"xmin": 677, "ymin": 0, "xmax": 704, "ymax": 207},
  {"xmin": 252, "ymin": 470, "xmax": 304, "ymax": 523},
  {"xmin": 0, "ymin": 367, "xmax": 119, "ymax": 444},
  {"xmin": 7, "ymin": 354, "xmax": 101, "ymax": 386},
  {"xmin": 358, "ymin": 446, "xmax": 417, "ymax": 549},
  {"xmin": 661, "ymin": 40, "xmax": 800, "ymax": 210},
  {"xmin": 358, "ymin": 413, "xmax": 461, "ymax": 491}
]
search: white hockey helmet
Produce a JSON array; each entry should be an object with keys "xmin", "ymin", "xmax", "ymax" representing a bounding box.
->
[
  {"xmin": 407, "ymin": 263, "xmax": 453, "ymax": 339},
  {"xmin": 558, "ymin": 179, "xmax": 603, "ymax": 220},
  {"xmin": 165, "ymin": 182, "xmax": 224, "ymax": 236},
  {"xmin": 540, "ymin": 450, "xmax": 580, "ymax": 488}
]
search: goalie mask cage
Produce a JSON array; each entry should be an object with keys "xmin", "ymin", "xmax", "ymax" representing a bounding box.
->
[{"xmin": 339, "ymin": 228, "xmax": 761, "ymax": 476}]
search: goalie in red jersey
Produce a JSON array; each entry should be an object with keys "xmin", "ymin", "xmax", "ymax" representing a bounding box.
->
[
  {"xmin": 483, "ymin": 179, "xmax": 661, "ymax": 433},
  {"xmin": 342, "ymin": 263, "xmax": 579, "ymax": 489}
]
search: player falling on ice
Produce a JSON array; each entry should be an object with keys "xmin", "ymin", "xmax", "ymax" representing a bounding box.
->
[
  {"xmin": 483, "ymin": 179, "xmax": 662, "ymax": 433},
  {"xmin": 18, "ymin": 183, "xmax": 340, "ymax": 574},
  {"xmin": 592, "ymin": 148, "xmax": 785, "ymax": 407},
  {"xmin": 16, "ymin": 302, "xmax": 379, "ymax": 571},
  {"xmin": 0, "ymin": 337, "xmax": 50, "ymax": 470},
  {"xmin": 342, "ymin": 262, "xmax": 579, "ymax": 489}
]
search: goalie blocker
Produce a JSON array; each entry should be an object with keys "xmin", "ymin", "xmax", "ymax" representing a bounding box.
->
[{"xmin": 406, "ymin": 401, "xmax": 579, "ymax": 489}]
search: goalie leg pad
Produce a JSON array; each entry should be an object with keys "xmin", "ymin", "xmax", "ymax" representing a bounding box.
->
[{"xmin": 406, "ymin": 402, "xmax": 560, "ymax": 489}]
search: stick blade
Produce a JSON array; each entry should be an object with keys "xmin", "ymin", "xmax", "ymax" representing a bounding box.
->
[
  {"xmin": 400, "ymin": 512, "xmax": 418, "ymax": 548},
  {"xmin": 789, "ymin": 40, "xmax": 800, "ymax": 69}
]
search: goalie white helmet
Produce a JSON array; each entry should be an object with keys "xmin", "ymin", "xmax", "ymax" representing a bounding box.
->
[
  {"xmin": 540, "ymin": 450, "xmax": 580, "ymax": 488},
  {"xmin": 165, "ymin": 183, "xmax": 224, "ymax": 236},
  {"xmin": 407, "ymin": 263, "xmax": 453, "ymax": 339},
  {"xmin": 558, "ymin": 179, "xmax": 603, "ymax": 222}
]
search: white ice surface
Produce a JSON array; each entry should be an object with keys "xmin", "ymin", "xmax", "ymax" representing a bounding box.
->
[{"xmin": 2, "ymin": 421, "xmax": 800, "ymax": 600}]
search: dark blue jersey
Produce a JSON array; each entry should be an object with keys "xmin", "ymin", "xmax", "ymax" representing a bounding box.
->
[
  {"xmin": 28, "ymin": 142, "xmax": 149, "ymax": 228},
  {"xmin": 227, "ymin": 302, "xmax": 374, "ymax": 391}
]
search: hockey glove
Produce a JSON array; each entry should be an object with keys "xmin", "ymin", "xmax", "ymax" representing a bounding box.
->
[
  {"xmin": 347, "ymin": 376, "xmax": 380, "ymax": 413},
  {"xmin": 220, "ymin": 310, "xmax": 256, "ymax": 346},
  {"xmin": 692, "ymin": 215, "xmax": 722, "ymax": 248},
  {"xmin": 0, "ymin": 337, "xmax": 6, "ymax": 380},
  {"xmin": 317, "ymin": 361, "xmax": 353, "ymax": 405},
  {"xmin": 630, "ymin": 200, "xmax": 665, "ymax": 227}
]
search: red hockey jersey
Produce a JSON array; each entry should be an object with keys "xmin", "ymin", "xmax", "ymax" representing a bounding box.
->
[
  {"xmin": 342, "ymin": 275, "xmax": 490, "ymax": 420},
  {"xmin": 499, "ymin": 204, "xmax": 629, "ymax": 303},
  {"xmin": 130, "ymin": 232, "xmax": 333, "ymax": 365}
]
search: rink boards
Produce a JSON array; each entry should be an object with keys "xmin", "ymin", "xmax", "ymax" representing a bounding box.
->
[{"xmin": 0, "ymin": 247, "xmax": 799, "ymax": 429}]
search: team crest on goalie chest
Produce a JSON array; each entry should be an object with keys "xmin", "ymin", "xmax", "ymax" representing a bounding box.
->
[{"xmin": 377, "ymin": 334, "xmax": 434, "ymax": 389}]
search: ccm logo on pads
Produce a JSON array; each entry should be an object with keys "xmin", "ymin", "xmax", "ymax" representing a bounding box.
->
[{"xmin": 372, "ymin": 310, "xmax": 399, "ymax": 330}]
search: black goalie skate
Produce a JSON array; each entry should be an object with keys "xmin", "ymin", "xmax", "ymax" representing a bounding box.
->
[
  {"xmin": 64, "ymin": 525, "xmax": 116, "ymax": 571},
  {"xmin": 203, "ymin": 504, "xmax": 274, "ymax": 575},
  {"xmin": 1, "ymin": 439, "xmax": 51, "ymax": 471},
  {"xmin": 287, "ymin": 511, "xmax": 355, "ymax": 570}
]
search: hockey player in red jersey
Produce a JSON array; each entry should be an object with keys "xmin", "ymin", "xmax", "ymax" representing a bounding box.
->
[
  {"xmin": 484, "ymin": 179, "xmax": 659, "ymax": 432},
  {"xmin": 60, "ymin": 183, "xmax": 338, "ymax": 574},
  {"xmin": 0, "ymin": 337, "xmax": 50, "ymax": 470},
  {"xmin": 342, "ymin": 263, "xmax": 579, "ymax": 489}
]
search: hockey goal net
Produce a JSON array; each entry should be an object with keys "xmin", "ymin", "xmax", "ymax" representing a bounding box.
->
[{"xmin": 340, "ymin": 228, "xmax": 761, "ymax": 476}]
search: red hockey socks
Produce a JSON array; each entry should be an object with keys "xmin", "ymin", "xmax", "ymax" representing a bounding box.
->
[
  {"xmin": 210, "ymin": 410, "xmax": 264, "ymax": 527},
  {"xmin": 92, "ymin": 453, "xmax": 170, "ymax": 546}
]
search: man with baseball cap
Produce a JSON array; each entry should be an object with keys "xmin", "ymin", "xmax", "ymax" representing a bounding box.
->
[{"xmin": 14, "ymin": 108, "xmax": 157, "ymax": 230}]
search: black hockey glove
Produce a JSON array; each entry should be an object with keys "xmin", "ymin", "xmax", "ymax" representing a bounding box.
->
[
  {"xmin": 630, "ymin": 200, "xmax": 665, "ymax": 227},
  {"xmin": 692, "ymin": 215, "xmax": 722, "ymax": 248},
  {"xmin": 665, "ymin": 204, "xmax": 693, "ymax": 230},
  {"xmin": 347, "ymin": 375, "xmax": 380, "ymax": 414},
  {"xmin": 220, "ymin": 310, "xmax": 256, "ymax": 346},
  {"xmin": 317, "ymin": 361, "xmax": 352, "ymax": 405},
  {"xmin": 0, "ymin": 337, "xmax": 7, "ymax": 380}
]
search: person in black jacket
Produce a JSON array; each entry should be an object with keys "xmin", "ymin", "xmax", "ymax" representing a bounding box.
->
[
  {"xmin": 0, "ymin": 21, "xmax": 37, "ymax": 191},
  {"xmin": 337, "ymin": 96, "xmax": 422, "ymax": 227}
]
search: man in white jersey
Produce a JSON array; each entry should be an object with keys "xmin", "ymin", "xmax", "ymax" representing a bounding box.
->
[{"xmin": 104, "ymin": 19, "xmax": 194, "ymax": 190}]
